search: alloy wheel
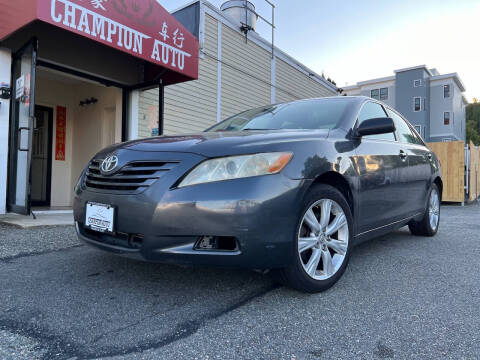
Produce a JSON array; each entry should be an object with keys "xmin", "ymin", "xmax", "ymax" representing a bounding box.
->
[
  {"xmin": 429, "ymin": 189, "xmax": 440, "ymax": 230},
  {"xmin": 297, "ymin": 199, "xmax": 349, "ymax": 280}
]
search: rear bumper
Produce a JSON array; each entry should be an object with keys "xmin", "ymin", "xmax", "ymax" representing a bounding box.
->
[{"xmin": 74, "ymin": 174, "xmax": 310, "ymax": 269}]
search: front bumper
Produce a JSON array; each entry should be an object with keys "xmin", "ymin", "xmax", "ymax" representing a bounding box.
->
[{"xmin": 74, "ymin": 164, "xmax": 309, "ymax": 269}]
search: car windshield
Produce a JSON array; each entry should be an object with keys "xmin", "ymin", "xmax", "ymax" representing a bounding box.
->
[{"xmin": 207, "ymin": 98, "xmax": 351, "ymax": 132}]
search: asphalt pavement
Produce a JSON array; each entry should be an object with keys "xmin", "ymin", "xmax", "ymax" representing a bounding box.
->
[{"xmin": 0, "ymin": 203, "xmax": 479, "ymax": 359}]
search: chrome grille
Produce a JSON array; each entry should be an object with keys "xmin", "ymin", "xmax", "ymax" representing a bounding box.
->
[{"xmin": 84, "ymin": 159, "xmax": 178, "ymax": 193}]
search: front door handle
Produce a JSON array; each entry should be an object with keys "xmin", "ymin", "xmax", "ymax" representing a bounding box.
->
[{"xmin": 399, "ymin": 150, "xmax": 408, "ymax": 161}]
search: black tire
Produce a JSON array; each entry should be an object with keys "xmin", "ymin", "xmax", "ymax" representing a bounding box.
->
[
  {"xmin": 408, "ymin": 183, "xmax": 440, "ymax": 237},
  {"xmin": 276, "ymin": 184, "xmax": 354, "ymax": 293}
]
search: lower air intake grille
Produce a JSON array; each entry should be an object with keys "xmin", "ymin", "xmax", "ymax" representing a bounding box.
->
[{"xmin": 84, "ymin": 159, "xmax": 178, "ymax": 194}]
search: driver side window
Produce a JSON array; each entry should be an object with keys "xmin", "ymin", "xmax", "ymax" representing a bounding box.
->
[{"xmin": 357, "ymin": 102, "xmax": 396, "ymax": 141}]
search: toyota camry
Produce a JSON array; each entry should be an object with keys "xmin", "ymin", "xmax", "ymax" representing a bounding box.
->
[{"xmin": 73, "ymin": 96, "xmax": 442, "ymax": 293}]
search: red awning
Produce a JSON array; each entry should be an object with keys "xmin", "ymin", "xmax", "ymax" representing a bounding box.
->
[{"xmin": 0, "ymin": 0, "xmax": 199, "ymax": 84}]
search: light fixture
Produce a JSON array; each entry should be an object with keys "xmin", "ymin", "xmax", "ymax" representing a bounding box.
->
[{"xmin": 79, "ymin": 97, "xmax": 98, "ymax": 106}]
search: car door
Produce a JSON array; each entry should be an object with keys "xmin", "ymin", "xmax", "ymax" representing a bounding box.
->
[
  {"xmin": 354, "ymin": 101, "xmax": 410, "ymax": 234},
  {"xmin": 386, "ymin": 109, "xmax": 431, "ymax": 215}
]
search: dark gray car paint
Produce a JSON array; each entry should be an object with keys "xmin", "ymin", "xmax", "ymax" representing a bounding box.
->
[{"xmin": 73, "ymin": 96, "xmax": 441, "ymax": 269}]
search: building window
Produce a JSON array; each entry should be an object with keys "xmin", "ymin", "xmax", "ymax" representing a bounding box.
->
[
  {"xmin": 444, "ymin": 84, "xmax": 450, "ymax": 98},
  {"xmin": 414, "ymin": 97, "xmax": 421, "ymax": 112},
  {"xmin": 370, "ymin": 89, "xmax": 379, "ymax": 100},
  {"xmin": 444, "ymin": 112, "xmax": 450, "ymax": 125},
  {"xmin": 380, "ymin": 87, "xmax": 388, "ymax": 100},
  {"xmin": 414, "ymin": 79, "xmax": 422, "ymax": 87}
]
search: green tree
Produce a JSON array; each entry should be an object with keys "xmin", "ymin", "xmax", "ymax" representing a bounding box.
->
[{"xmin": 466, "ymin": 103, "xmax": 480, "ymax": 145}]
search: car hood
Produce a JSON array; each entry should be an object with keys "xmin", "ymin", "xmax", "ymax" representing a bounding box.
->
[{"xmin": 108, "ymin": 129, "xmax": 329, "ymax": 158}]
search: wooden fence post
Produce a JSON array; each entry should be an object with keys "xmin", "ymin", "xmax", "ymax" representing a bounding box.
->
[{"xmin": 469, "ymin": 141, "xmax": 480, "ymax": 201}]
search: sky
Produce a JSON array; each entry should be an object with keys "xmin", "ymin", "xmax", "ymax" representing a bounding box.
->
[{"xmin": 161, "ymin": 0, "xmax": 480, "ymax": 102}]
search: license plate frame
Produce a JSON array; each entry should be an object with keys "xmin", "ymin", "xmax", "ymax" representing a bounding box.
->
[{"xmin": 85, "ymin": 202, "xmax": 115, "ymax": 234}]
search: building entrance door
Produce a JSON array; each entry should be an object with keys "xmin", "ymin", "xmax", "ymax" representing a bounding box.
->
[
  {"xmin": 31, "ymin": 106, "xmax": 53, "ymax": 207},
  {"xmin": 7, "ymin": 39, "xmax": 37, "ymax": 215}
]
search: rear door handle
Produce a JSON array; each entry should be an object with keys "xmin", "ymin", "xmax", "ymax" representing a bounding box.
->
[
  {"xmin": 399, "ymin": 150, "xmax": 408, "ymax": 161},
  {"xmin": 427, "ymin": 153, "xmax": 433, "ymax": 160}
]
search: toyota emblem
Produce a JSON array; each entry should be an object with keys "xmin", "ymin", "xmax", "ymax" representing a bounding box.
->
[{"xmin": 101, "ymin": 155, "xmax": 119, "ymax": 173}]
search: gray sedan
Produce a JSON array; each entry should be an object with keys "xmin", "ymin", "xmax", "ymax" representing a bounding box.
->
[{"xmin": 73, "ymin": 96, "xmax": 442, "ymax": 292}]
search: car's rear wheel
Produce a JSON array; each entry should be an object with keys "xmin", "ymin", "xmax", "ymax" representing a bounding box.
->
[
  {"xmin": 408, "ymin": 184, "xmax": 440, "ymax": 236},
  {"xmin": 278, "ymin": 184, "xmax": 353, "ymax": 293}
]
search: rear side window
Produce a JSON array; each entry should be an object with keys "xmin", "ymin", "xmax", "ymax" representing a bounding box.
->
[
  {"xmin": 387, "ymin": 109, "xmax": 423, "ymax": 145},
  {"xmin": 357, "ymin": 102, "xmax": 395, "ymax": 141}
]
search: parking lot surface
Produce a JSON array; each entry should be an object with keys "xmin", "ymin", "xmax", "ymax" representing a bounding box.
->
[{"xmin": 1, "ymin": 203, "xmax": 479, "ymax": 360}]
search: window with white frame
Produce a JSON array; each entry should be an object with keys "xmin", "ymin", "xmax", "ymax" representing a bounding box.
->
[
  {"xmin": 380, "ymin": 87, "xmax": 388, "ymax": 100},
  {"xmin": 413, "ymin": 79, "xmax": 422, "ymax": 87},
  {"xmin": 444, "ymin": 112, "xmax": 450, "ymax": 125},
  {"xmin": 444, "ymin": 84, "xmax": 450, "ymax": 98},
  {"xmin": 414, "ymin": 97, "xmax": 421, "ymax": 111},
  {"xmin": 370, "ymin": 88, "xmax": 388, "ymax": 101}
]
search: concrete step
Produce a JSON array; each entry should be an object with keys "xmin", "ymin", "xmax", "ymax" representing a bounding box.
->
[{"xmin": 0, "ymin": 211, "xmax": 74, "ymax": 228}]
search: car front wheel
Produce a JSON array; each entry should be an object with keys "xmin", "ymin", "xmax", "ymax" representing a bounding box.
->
[{"xmin": 278, "ymin": 184, "xmax": 353, "ymax": 293}]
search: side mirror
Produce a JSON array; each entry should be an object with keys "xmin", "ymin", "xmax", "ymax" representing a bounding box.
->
[{"xmin": 355, "ymin": 117, "xmax": 395, "ymax": 137}]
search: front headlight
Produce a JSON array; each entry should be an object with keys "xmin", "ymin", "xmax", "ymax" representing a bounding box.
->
[{"xmin": 178, "ymin": 152, "xmax": 293, "ymax": 187}]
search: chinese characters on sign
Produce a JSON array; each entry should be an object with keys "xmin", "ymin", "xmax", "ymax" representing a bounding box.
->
[
  {"xmin": 173, "ymin": 29, "xmax": 184, "ymax": 49},
  {"xmin": 90, "ymin": 0, "xmax": 107, "ymax": 11},
  {"xmin": 151, "ymin": 21, "xmax": 189, "ymax": 69},
  {"xmin": 55, "ymin": 106, "xmax": 66, "ymax": 161}
]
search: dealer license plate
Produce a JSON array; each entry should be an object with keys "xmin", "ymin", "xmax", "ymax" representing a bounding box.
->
[{"xmin": 85, "ymin": 202, "xmax": 115, "ymax": 233}]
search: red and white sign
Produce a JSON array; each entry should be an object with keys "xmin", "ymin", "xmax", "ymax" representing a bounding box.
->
[
  {"xmin": 0, "ymin": 0, "xmax": 199, "ymax": 81},
  {"xmin": 37, "ymin": 0, "xmax": 199, "ymax": 79},
  {"xmin": 55, "ymin": 106, "xmax": 66, "ymax": 161}
]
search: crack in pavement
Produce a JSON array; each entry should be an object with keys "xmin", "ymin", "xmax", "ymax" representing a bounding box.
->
[
  {"xmin": 87, "ymin": 283, "xmax": 280, "ymax": 359},
  {"xmin": 0, "ymin": 283, "xmax": 280, "ymax": 360},
  {"xmin": 0, "ymin": 312, "xmax": 82, "ymax": 360},
  {"xmin": 0, "ymin": 244, "xmax": 84, "ymax": 263}
]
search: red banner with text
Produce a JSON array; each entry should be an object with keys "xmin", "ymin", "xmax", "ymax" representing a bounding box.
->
[
  {"xmin": 37, "ymin": 0, "xmax": 199, "ymax": 80},
  {"xmin": 55, "ymin": 106, "xmax": 66, "ymax": 161}
]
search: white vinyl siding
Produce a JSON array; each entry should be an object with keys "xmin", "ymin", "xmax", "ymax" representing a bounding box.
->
[
  {"xmin": 276, "ymin": 59, "xmax": 334, "ymax": 103},
  {"xmin": 137, "ymin": 7, "xmax": 336, "ymax": 137},
  {"xmin": 164, "ymin": 14, "xmax": 218, "ymax": 134},
  {"xmin": 138, "ymin": 14, "xmax": 219, "ymax": 137},
  {"xmin": 220, "ymin": 24, "xmax": 271, "ymax": 120}
]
